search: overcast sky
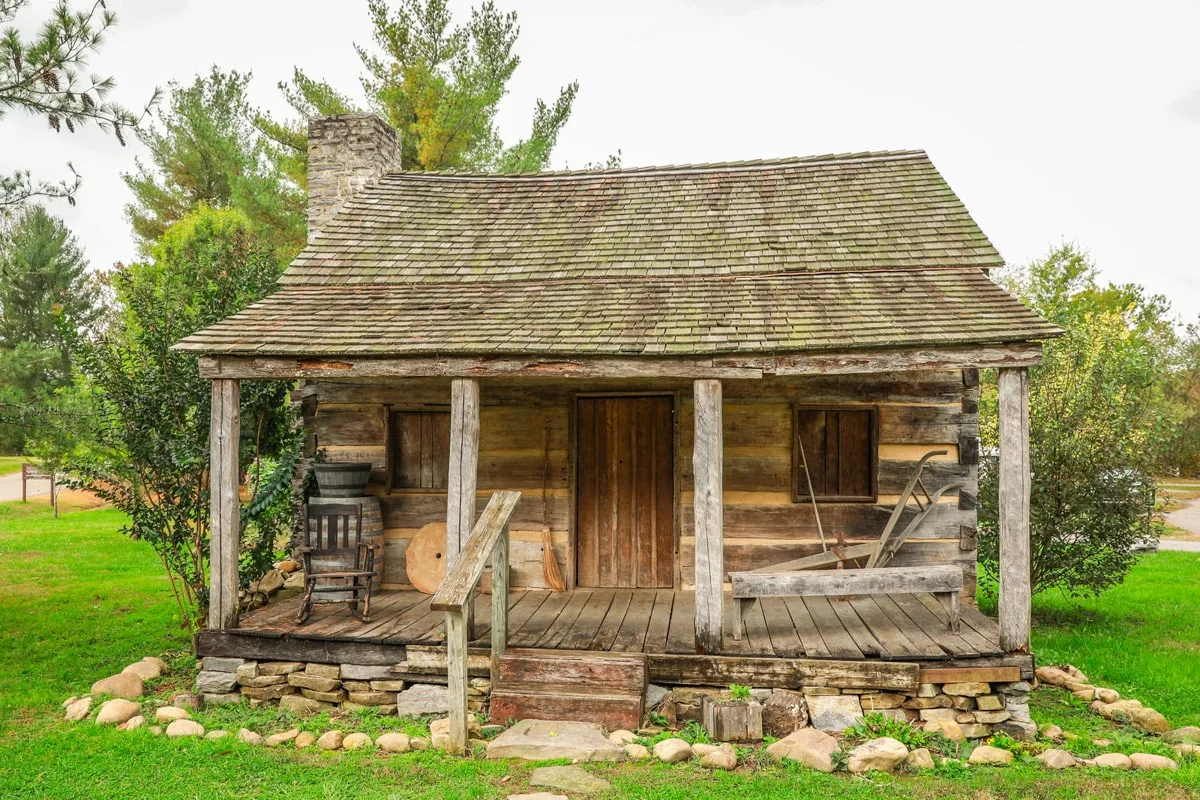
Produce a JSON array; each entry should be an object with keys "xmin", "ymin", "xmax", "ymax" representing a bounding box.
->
[{"xmin": 5, "ymin": 0, "xmax": 1199, "ymax": 323}]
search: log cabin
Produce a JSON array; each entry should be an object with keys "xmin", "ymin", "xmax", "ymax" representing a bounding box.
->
[{"xmin": 175, "ymin": 114, "xmax": 1060, "ymax": 746}]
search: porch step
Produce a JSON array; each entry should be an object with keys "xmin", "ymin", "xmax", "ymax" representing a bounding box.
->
[{"xmin": 490, "ymin": 649, "xmax": 647, "ymax": 731}]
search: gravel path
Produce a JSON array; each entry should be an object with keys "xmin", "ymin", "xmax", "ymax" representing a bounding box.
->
[
  {"xmin": 0, "ymin": 471, "xmax": 49, "ymax": 503},
  {"xmin": 1162, "ymin": 493, "xmax": 1200, "ymax": 551}
]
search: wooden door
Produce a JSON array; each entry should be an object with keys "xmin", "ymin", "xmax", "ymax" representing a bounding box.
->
[{"xmin": 576, "ymin": 396, "xmax": 675, "ymax": 588}]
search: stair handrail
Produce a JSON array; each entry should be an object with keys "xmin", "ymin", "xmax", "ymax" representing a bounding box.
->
[{"xmin": 431, "ymin": 490, "xmax": 521, "ymax": 754}]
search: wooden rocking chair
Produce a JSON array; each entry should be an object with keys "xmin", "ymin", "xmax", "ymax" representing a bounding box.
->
[{"xmin": 297, "ymin": 503, "xmax": 377, "ymax": 624}]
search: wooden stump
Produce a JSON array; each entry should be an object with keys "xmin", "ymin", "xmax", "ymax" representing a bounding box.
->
[{"xmin": 702, "ymin": 696, "xmax": 763, "ymax": 742}]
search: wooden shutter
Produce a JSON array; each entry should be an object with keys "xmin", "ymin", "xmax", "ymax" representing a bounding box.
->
[
  {"xmin": 793, "ymin": 407, "xmax": 877, "ymax": 502},
  {"xmin": 392, "ymin": 411, "xmax": 451, "ymax": 490}
]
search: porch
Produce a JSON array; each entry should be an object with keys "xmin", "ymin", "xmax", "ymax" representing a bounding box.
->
[{"xmin": 200, "ymin": 585, "xmax": 1024, "ymax": 675}]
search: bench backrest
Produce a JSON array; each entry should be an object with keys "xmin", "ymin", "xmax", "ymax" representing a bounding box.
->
[{"xmin": 731, "ymin": 565, "xmax": 962, "ymax": 599}]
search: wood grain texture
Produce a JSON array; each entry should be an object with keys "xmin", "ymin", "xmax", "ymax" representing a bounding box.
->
[
  {"xmin": 997, "ymin": 367, "xmax": 1031, "ymax": 653},
  {"xmin": 692, "ymin": 379, "xmax": 724, "ymax": 654},
  {"xmin": 209, "ymin": 379, "xmax": 240, "ymax": 631},
  {"xmin": 446, "ymin": 379, "xmax": 480, "ymax": 563},
  {"xmin": 431, "ymin": 491, "xmax": 521, "ymax": 612}
]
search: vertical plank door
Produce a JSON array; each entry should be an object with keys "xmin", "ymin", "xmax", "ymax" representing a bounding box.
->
[{"xmin": 577, "ymin": 396, "xmax": 674, "ymax": 588}]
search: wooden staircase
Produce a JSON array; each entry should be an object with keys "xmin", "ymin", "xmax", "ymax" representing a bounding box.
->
[{"xmin": 490, "ymin": 649, "xmax": 647, "ymax": 730}]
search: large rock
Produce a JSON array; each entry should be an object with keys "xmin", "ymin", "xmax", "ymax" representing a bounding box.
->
[
  {"xmin": 485, "ymin": 720, "xmax": 623, "ymax": 762},
  {"xmin": 343, "ymin": 732, "xmax": 373, "ymax": 750},
  {"xmin": 765, "ymin": 727, "xmax": 839, "ymax": 772},
  {"xmin": 1130, "ymin": 707, "xmax": 1170, "ymax": 734},
  {"xmin": 645, "ymin": 683, "xmax": 670, "ymax": 711},
  {"xmin": 340, "ymin": 663, "xmax": 396, "ymax": 681},
  {"xmin": 942, "ymin": 682, "xmax": 990, "ymax": 697},
  {"xmin": 968, "ymin": 745, "xmax": 1013, "ymax": 766},
  {"xmin": 95, "ymin": 698, "xmax": 141, "ymax": 725},
  {"xmin": 237, "ymin": 728, "xmax": 263, "ymax": 745},
  {"xmin": 201, "ymin": 657, "xmax": 245, "ymax": 672},
  {"xmin": 624, "ymin": 743, "xmax": 650, "ymax": 760},
  {"xmin": 762, "ymin": 690, "xmax": 808, "ymax": 737},
  {"xmin": 906, "ymin": 748, "xmax": 935, "ymax": 770},
  {"xmin": 295, "ymin": 731, "xmax": 317, "ymax": 748},
  {"xmin": 699, "ymin": 742, "xmax": 737, "ymax": 770},
  {"xmin": 529, "ymin": 765, "xmax": 612, "ymax": 794},
  {"xmin": 376, "ymin": 732, "xmax": 411, "ymax": 753},
  {"xmin": 653, "ymin": 738, "xmax": 693, "ymax": 763},
  {"xmin": 201, "ymin": 692, "xmax": 242, "ymax": 706},
  {"xmin": 1035, "ymin": 666, "xmax": 1074, "ymax": 688},
  {"xmin": 860, "ymin": 693, "xmax": 906, "ymax": 711},
  {"xmin": 607, "ymin": 729, "xmax": 635, "ymax": 745},
  {"xmin": 205, "ymin": 730, "xmax": 229, "ymax": 741},
  {"xmin": 1038, "ymin": 749, "xmax": 1077, "ymax": 769},
  {"xmin": 806, "ymin": 694, "xmax": 863, "ymax": 732},
  {"xmin": 1130, "ymin": 753, "xmax": 1178, "ymax": 770},
  {"xmin": 257, "ymin": 661, "xmax": 304, "ymax": 676},
  {"xmin": 280, "ymin": 695, "xmax": 336, "ymax": 716},
  {"xmin": 92, "ymin": 672, "xmax": 144, "ymax": 699},
  {"xmin": 847, "ymin": 737, "xmax": 908, "ymax": 774},
  {"xmin": 155, "ymin": 706, "xmax": 191, "ymax": 723},
  {"xmin": 122, "ymin": 660, "xmax": 162, "ymax": 681},
  {"xmin": 64, "ymin": 697, "xmax": 92, "ymax": 722},
  {"xmin": 923, "ymin": 718, "xmax": 964, "ymax": 741},
  {"xmin": 195, "ymin": 670, "xmax": 238, "ymax": 694},
  {"xmin": 166, "ymin": 719, "xmax": 205, "ymax": 738},
  {"xmin": 316, "ymin": 730, "xmax": 344, "ymax": 751},
  {"xmin": 265, "ymin": 729, "xmax": 300, "ymax": 747},
  {"xmin": 1166, "ymin": 726, "xmax": 1200, "ymax": 744},
  {"xmin": 1092, "ymin": 752, "xmax": 1132, "ymax": 769},
  {"xmin": 287, "ymin": 673, "xmax": 341, "ymax": 693},
  {"xmin": 395, "ymin": 684, "xmax": 450, "ymax": 717}
]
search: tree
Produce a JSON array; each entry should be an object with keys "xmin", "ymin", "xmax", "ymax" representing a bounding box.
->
[
  {"xmin": 123, "ymin": 68, "xmax": 305, "ymax": 259},
  {"xmin": 0, "ymin": 0, "xmax": 155, "ymax": 210},
  {"xmin": 0, "ymin": 205, "xmax": 103, "ymax": 452},
  {"xmin": 43, "ymin": 207, "xmax": 297, "ymax": 631},
  {"xmin": 257, "ymin": 0, "xmax": 590, "ymax": 176},
  {"xmin": 978, "ymin": 244, "xmax": 1177, "ymax": 597},
  {"xmin": 1158, "ymin": 321, "xmax": 1200, "ymax": 478}
]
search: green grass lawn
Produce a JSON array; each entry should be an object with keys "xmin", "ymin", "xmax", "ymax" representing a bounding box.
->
[
  {"xmin": 0, "ymin": 456, "xmax": 28, "ymax": 477},
  {"xmin": 1, "ymin": 503, "xmax": 1198, "ymax": 799}
]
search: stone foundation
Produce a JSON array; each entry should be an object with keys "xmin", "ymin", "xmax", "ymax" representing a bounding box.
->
[
  {"xmin": 656, "ymin": 679, "xmax": 1035, "ymax": 742},
  {"xmin": 195, "ymin": 657, "xmax": 491, "ymax": 716}
]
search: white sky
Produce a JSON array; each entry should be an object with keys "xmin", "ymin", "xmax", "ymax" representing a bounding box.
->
[{"xmin": 4, "ymin": 0, "xmax": 1199, "ymax": 323}]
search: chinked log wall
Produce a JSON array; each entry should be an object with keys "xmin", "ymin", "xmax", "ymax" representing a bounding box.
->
[{"xmin": 303, "ymin": 370, "xmax": 980, "ymax": 595}]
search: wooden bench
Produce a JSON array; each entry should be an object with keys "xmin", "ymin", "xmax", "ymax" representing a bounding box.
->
[{"xmin": 730, "ymin": 565, "xmax": 963, "ymax": 640}]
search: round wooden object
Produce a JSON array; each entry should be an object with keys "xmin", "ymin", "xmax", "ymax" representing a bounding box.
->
[{"xmin": 406, "ymin": 522, "xmax": 448, "ymax": 595}]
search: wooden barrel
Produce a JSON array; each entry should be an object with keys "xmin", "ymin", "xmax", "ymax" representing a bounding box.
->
[{"xmin": 307, "ymin": 496, "xmax": 384, "ymax": 595}]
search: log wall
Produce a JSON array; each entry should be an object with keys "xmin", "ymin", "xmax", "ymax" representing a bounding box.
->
[{"xmin": 303, "ymin": 370, "xmax": 980, "ymax": 595}]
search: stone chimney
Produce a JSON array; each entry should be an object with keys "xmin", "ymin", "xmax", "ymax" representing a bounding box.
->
[{"xmin": 307, "ymin": 114, "xmax": 400, "ymax": 242}]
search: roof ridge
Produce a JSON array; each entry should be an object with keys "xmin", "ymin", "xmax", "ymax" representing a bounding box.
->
[
  {"xmin": 277, "ymin": 265, "xmax": 993, "ymax": 292},
  {"xmin": 381, "ymin": 149, "xmax": 929, "ymax": 182}
]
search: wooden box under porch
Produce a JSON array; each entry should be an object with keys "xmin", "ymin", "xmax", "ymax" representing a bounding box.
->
[{"xmin": 199, "ymin": 586, "xmax": 1034, "ymax": 688}]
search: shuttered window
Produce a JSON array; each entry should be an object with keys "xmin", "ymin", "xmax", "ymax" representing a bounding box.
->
[
  {"xmin": 390, "ymin": 410, "xmax": 451, "ymax": 490},
  {"xmin": 793, "ymin": 407, "xmax": 878, "ymax": 502}
]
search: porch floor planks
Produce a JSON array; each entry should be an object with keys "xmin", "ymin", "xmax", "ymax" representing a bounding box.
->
[{"xmin": 237, "ymin": 587, "xmax": 1007, "ymax": 662}]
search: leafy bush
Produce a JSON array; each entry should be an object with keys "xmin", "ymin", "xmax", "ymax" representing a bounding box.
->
[
  {"xmin": 843, "ymin": 712, "xmax": 953, "ymax": 754},
  {"xmin": 728, "ymin": 684, "xmax": 752, "ymax": 702}
]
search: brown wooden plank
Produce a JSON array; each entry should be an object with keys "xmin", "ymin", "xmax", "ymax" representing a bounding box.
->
[
  {"xmin": 505, "ymin": 590, "xmax": 551, "ymax": 634},
  {"xmin": 665, "ymin": 590, "xmax": 695, "ymax": 655},
  {"xmin": 802, "ymin": 596, "xmax": 864, "ymax": 659},
  {"xmin": 847, "ymin": 595, "xmax": 921, "ymax": 659},
  {"xmin": 634, "ymin": 396, "xmax": 653, "ymax": 588},
  {"xmin": 780, "ymin": 596, "xmax": 830, "ymax": 658},
  {"xmin": 872, "ymin": 594, "xmax": 947, "ymax": 658},
  {"xmin": 199, "ymin": 630, "xmax": 408, "ymax": 667},
  {"xmin": 577, "ymin": 398, "xmax": 598, "ymax": 588},
  {"xmin": 589, "ymin": 589, "xmax": 633, "ymax": 652},
  {"xmin": 490, "ymin": 691, "xmax": 643, "ymax": 731},
  {"xmin": 537, "ymin": 590, "xmax": 592, "ymax": 649},
  {"xmin": 759, "ymin": 597, "xmax": 804, "ymax": 658},
  {"xmin": 892, "ymin": 593, "xmax": 981, "ymax": 657},
  {"xmin": 508, "ymin": 590, "xmax": 573, "ymax": 647},
  {"xmin": 610, "ymin": 590, "xmax": 656, "ymax": 653},
  {"xmin": 556, "ymin": 590, "xmax": 615, "ymax": 651},
  {"xmin": 645, "ymin": 653, "xmax": 919, "ymax": 692},
  {"xmin": 740, "ymin": 596, "xmax": 776, "ymax": 657},
  {"xmin": 653, "ymin": 396, "xmax": 674, "ymax": 587},
  {"xmin": 643, "ymin": 590, "xmax": 675, "ymax": 654},
  {"xmin": 598, "ymin": 399, "xmax": 616, "ymax": 587},
  {"xmin": 918, "ymin": 665, "xmax": 1022, "ymax": 684}
]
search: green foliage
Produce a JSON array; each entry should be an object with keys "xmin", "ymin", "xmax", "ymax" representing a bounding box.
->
[
  {"xmin": 728, "ymin": 683, "xmax": 752, "ymax": 701},
  {"xmin": 260, "ymin": 0, "xmax": 607, "ymax": 175},
  {"xmin": 1158, "ymin": 322, "xmax": 1200, "ymax": 478},
  {"xmin": 38, "ymin": 207, "xmax": 296, "ymax": 631},
  {"xmin": 0, "ymin": 1, "xmax": 155, "ymax": 210},
  {"xmin": 123, "ymin": 68, "xmax": 305, "ymax": 260},
  {"xmin": 0, "ymin": 205, "xmax": 104, "ymax": 453},
  {"xmin": 979, "ymin": 244, "xmax": 1178, "ymax": 597},
  {"xmin": 843, "ymin": 713, "xmax": 954, "ymax": 755},
  {"xmin": 648, "ymin": 711, "xmax": 669, "ymax": 727}
]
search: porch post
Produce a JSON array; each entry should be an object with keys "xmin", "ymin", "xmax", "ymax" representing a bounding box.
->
[
  {"xmin": 693, "ymin": 379, "xmax": 724, "ymax": 654},
  {"xmin": 997, "ymin": 367, "xmax": 1031, "ymax": 653},
  {"xmin": 209, "ymin": 378, "xmax": 240, "ymax": 631},
  {"xmin": 446, "ymin": 378, "xmax": 480, "ymax": 631}
]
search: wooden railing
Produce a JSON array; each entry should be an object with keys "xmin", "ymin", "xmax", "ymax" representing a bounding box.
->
[{"xmin": 430, "ymin": 490, "xmax": 521, "ymax": 754}]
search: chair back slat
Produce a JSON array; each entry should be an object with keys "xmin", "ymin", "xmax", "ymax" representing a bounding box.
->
[{"xmin": 305, "ymin": 503, "xmax": 363, "ymax": 552}]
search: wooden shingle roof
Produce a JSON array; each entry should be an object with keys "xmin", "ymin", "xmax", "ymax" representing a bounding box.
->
[{"xmin": 178, "ymin": 150, "xmax": 1058, "ymax": 358}]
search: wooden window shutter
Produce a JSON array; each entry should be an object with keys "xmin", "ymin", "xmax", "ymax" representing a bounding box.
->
[
  {"xmin": 392, "ymin": 410, "xmax": 451, "ymax": 490},
  {"xmin": 793, "ymin": 406, "xmax": 877, "ymax": 502}
]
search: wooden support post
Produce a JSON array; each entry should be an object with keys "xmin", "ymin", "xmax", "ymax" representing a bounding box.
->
[
  {"xmin": 491, "ymin": 524, "xmax": 509, "ymax": 684},
  {"xmin": 445, "ymin": 608, "xmax": 469, "ymax": 754},
  {"xmin": 693, "ymin": 379, "xmax": 724, "ymax": 654},
  {"xmin": 998, "ymin": 367, "xmax": 1031, "ymax": 653},
  {"xmin": 447, "ymin": 378, "xmax": 479, "ymax": 634},
  {"xmin": 209, "ymin": 379, "xmax": 241, "ymax": 631}
]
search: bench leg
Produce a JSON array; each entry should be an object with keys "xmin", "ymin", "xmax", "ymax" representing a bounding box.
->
[
  {"xmin": 937, "ymin": 591, "xmax": 961, "ymax": 634},
  {"xmin": 733, "ymin": 598, "xmax": 754, "ymax": 641}
]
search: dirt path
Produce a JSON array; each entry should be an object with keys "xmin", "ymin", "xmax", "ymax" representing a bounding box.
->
[
  {"xmin": 1163, "ymin": 493, "xmax": 1200, "ymax": 551},
  {"xmin": 0, "ymin": 471, "xmax": 49, "ymax": 503}
]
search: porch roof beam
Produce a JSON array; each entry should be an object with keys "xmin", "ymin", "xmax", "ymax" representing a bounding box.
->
[{"xmin": 196, "ymin": 342, "xmax": 1042, "ymax": 381}]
